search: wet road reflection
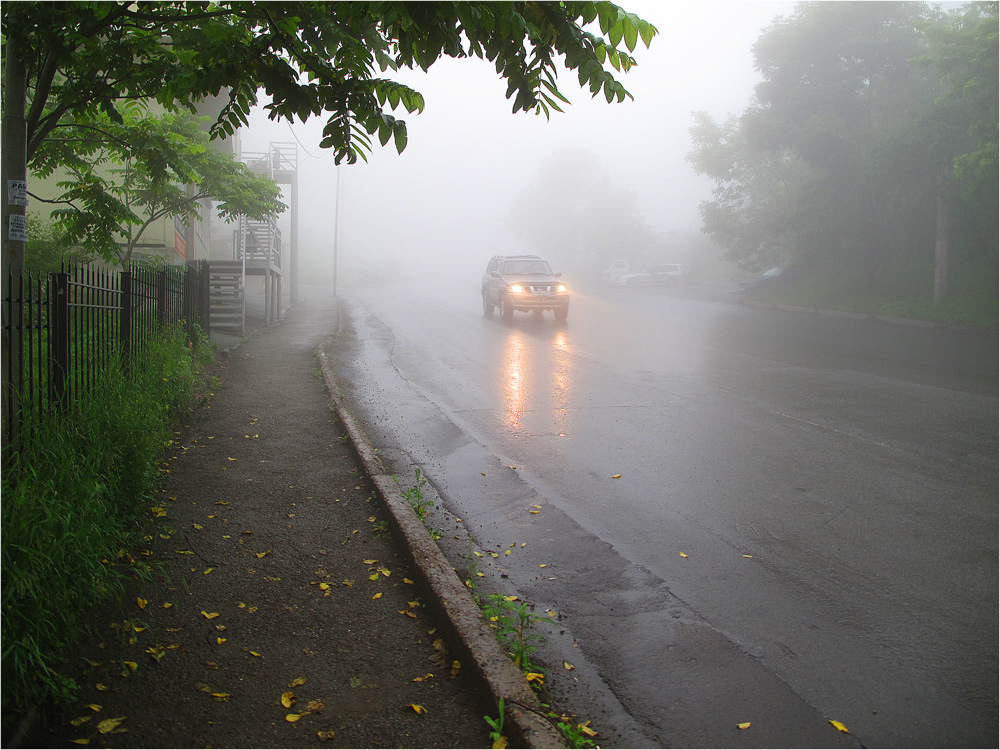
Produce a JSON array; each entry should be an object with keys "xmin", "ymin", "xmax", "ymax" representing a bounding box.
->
[{"xmin": 499, "ymin": 322, "xmax": 573, "ymax": 437}]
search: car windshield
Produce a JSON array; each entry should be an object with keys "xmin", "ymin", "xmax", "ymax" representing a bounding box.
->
[{"xmin": 503, "ymin": 260, "xmax": 552, "ymax": 275}]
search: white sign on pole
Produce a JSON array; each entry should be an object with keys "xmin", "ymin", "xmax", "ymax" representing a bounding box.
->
[
  {"xmin": 7, "ymin": 180, "xmax": 28, "ymax": 206},
  {"xmin": 8, "ymin": 214, "xmax": 29, "ymax": 242}
]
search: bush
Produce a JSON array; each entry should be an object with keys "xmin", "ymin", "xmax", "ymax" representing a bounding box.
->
[{"xmin": 1, "ymin": 323, "xmax": 215, "ymax": 723}]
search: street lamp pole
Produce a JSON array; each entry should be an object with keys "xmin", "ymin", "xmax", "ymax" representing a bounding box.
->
[{"xmin": 332, "ymin": 164, "xmax": 341, "ymax": 298}]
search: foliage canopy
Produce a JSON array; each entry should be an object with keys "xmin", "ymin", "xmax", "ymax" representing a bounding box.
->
[{"xmin": 2, "ymin": 1, "xmax": 658, "ymax": 166}]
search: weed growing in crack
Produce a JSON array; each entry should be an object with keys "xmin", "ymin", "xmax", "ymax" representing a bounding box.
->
[
  {"xmin": 400, "ymin": 468, "xmax": 433, "ymax": 521},
  {"xmin": 482, "ymin": 594, "xmax": 554, "ymax": 674},
  {"xmin": 484, "ymin": 697, "xmax": 507, "ymax": 748},
  {"xmin": 555, "ymin": 718, "xmax": 598, "ymax": 748}
]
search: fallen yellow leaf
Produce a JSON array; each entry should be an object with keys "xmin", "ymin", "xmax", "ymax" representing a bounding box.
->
[
  {"xmin": 525, "ymin": 672, "xmax": 544, "ymax": 684},
  {"xmin": 317, "ymin": 729, "xmax": 336, "ymax": 741},
  {"xmin": 285, "ymin": 713, "xmax": 302, "ymax": 722},
  {"xmin": 201, "ymin": 611, "xmax": 220, "ymax": 619},
  {"xmin": 579, "ymin": 722, "xmax": 598, "ymax": 737},
  {"xmin": 211, "ymin": 693, "xmax": 230, "ymax": 701},
  {"xmin": 95, "ymin": 683, "xmax": 108, "ymax": 692},
  {"xmin": 216, "ymin": 637, "xmax": 226, "ymax": 645},
  {"xmin": 612, "ymin": 474, "xmax": 621, "ymax": 479},
  {"xmin": 564, "ymin": 661, "xmax": 575, "ymax": 670},
  {"xmin": 70, "ymin": 716, "xmax": 93, "ymax": 726},
  {"xmin": 407, "ymin": 703, "xmax": 427, "ymax": 714},
  {"xmin": 281, "ymin": 692, "xmax": 296, "ymax": 708},
  {"xmin": 288, "ymin": 677, "xmax": 306, "ymax": 687},
  {"xmin": 829, "ymin": 720, "xmax": 850, "ymax": 733},
  {"xmin": 85, "ymin": 704, "xmax": 102, "ymax": 712},
  {"xmin": 402, "ymin": 577, "xmax": 414, "ymax": 584},
  {"xmin": 123, "ymin": 661, "xmax": 137, "ymax": 671},
  {"xmin": 679, "ymin": 552, "xmax": 688, "ymax": 558},
  {"xmin": 737, "ymin": 722, "xmax": 751, "ymax": 730},
  {"xmin": 136, "ymin": 598, "xmax": 147, "ymax": 609},
  {"xmin": 363, "ymin": 559, "xmax": 378, "ymax": 565},
  {"xmin": 193, "ymin": 523, "xmax": 203, "ymax": 530},
  {"xmin": 96, "ymin": 717, "xmax": 126, "ymax": 734},
  {"xmin": 70, "ymin": 739, "xmax": 90, "ymax": 745},
  {"xmin": 372, "ymin": 592, "xmax": 382, "ymax": 599},
  {"xmin": 256, "ymin": 550, "xmax": 271, "ymax": 558}
]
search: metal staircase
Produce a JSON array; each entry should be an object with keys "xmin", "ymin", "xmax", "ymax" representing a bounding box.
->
[
  {"xmin": 208, "ymin": 260, "xmax": 245, "ymax": 335},
  {"xmin": 206, "ymin": 142, "xmax": 295, "ymax": 338}
]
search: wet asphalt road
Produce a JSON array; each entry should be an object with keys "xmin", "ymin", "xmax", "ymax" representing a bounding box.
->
[{"xmin": 324, "ymin": 276, "xmax": 998, "ymax": 748}]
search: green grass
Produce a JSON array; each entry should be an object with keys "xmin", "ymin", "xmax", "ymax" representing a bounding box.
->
[
  {"xmin": 752, "ymin": 260, "xmax": 998, "ymax": 328},
  {"xmin": 1, "ymin": 323, "xmax": 215, "ymax": 724}
]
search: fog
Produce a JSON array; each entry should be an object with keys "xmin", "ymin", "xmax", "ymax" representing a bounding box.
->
[{"xmin": 239, "ymin": 1, "xmax": 797, "ymax": 292}]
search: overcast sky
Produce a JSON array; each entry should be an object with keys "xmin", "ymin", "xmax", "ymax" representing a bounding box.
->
[{"xmin": 241, "ymin": 1, "xmax": 799, "ymax": 282}]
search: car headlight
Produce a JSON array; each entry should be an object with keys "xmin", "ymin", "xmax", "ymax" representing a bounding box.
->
[
  {"xmin": 556, "ymin": 284, "xmax": 568, "ymax": 293},
  {"xmin": 509, "ymin": 284, "xmax": 524, "ymax": 294}
]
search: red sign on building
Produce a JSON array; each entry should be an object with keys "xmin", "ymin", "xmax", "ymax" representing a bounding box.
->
[{"xmin": 174, "ymin": 215, "xmax": 187, "ymax": 260}]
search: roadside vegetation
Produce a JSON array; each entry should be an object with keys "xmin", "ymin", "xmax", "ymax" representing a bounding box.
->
[
  {"xmin": 749, "ymin": 255, "xmax": 997, "ymax": 328},
  {"xmin": 1, "ymin": 324, "xmax": 216, "ymax": 723},
  {"xmin": 688, "ymin": 3, "xmax": 997, "ymax": 323}
]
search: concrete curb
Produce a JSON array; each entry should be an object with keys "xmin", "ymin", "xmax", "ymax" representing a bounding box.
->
[{"xmin": 316, "ymin": 339, "xmax": 566, "ymax": 750}]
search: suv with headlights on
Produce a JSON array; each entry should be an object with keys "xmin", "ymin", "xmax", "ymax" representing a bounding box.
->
[{"xmin": 482, "ymin": 255, "xmax": 570, "ymax": 322}]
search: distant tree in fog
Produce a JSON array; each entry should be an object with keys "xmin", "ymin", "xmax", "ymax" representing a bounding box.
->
[
  {"xmin": 509, "ymin": 148, "xmax": 656, "ymax": 274},
  {"xmin": 687, "ymin": 1, "xmax": 997, "ymax": 307}
]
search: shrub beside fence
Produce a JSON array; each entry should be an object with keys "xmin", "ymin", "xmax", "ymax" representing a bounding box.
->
[{"xmin": 2, "ymin": 260, "xmax": 210, "ymax": 451}]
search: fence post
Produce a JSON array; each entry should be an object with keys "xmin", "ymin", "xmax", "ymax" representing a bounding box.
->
[
  {"xmin": 50, "ymin": 272, "xmax": 69, "ymax": 408},
  {"xmin": 120, "ymin": 270, "xmax": 133, "ymax": 376},
  {"xmin": 201, "ymin": 260, "xmax": 211, "ymax": 337},
  {"xmin": 183, "ymin": 264, "xmax": 194, "ymax": 345},
  {"xmin": 157, "ymin": 269, "xmax": 168, "ymax": 328}
]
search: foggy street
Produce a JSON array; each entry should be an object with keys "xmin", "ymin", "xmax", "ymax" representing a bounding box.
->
[{"xmin": 324, "ymin": 271, "xmax": 998, "ymax": 749}]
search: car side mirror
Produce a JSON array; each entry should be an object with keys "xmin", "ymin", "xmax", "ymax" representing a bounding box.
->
[
  {"xmin": 490, "ymin": 271, "xmax": 501, "ymax": 278},
  {"xmin": 555, "ymin": 272, "xmax": 562, "ymax": 278}
]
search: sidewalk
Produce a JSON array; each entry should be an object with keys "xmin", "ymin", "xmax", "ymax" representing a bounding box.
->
[{"xmin": 36, "ymin": 293, "xmax": 495, "ymax": 748}]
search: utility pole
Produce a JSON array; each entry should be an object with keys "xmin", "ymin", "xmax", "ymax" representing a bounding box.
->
[{"xmin": 2, "ymin": 26, "xmax": 29, "ymax": 448}]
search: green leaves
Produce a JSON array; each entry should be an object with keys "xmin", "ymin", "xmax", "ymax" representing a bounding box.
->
[
  {"xmin": 37, "ymin": 110, "xmax": 284, "ymax": 266},
  {"xmin": 12, "ymin": 2, "xmax": 658, "ymax": 206}
]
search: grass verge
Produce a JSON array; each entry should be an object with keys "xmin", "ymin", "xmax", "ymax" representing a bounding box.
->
[{"xmin": 1, "ymin": 323, "xmax": 216, "ymax": 728}]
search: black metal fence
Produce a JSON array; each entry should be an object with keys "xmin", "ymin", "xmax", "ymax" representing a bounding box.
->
[{"xmin": 2, "ymin": 261, "xmax": 210, "ymax": 448}]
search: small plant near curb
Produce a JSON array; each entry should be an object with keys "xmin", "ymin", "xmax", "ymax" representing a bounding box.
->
[
  {"xmin": 482, "ymin": 594, "xmax": 554, "ymax": 674},
  {"xmin": 556, "ymin": 718, "xmax": 598, "ymax": 748},
  {"xmin": 484, "ymin": 697, "xmax": 508, "ymax": 749},
  {"xmin": 400, "ymin": 468, "xmax": 433, "ymax": 521}
]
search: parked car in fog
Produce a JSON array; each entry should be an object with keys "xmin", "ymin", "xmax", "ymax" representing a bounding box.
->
[
  {"xmin": 617, "ymin": 263, "xmax": 682, "ymax": 287},
  {"xmin": 738, "ymin": 266, "xmax": 786, "ymax": 294}
]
